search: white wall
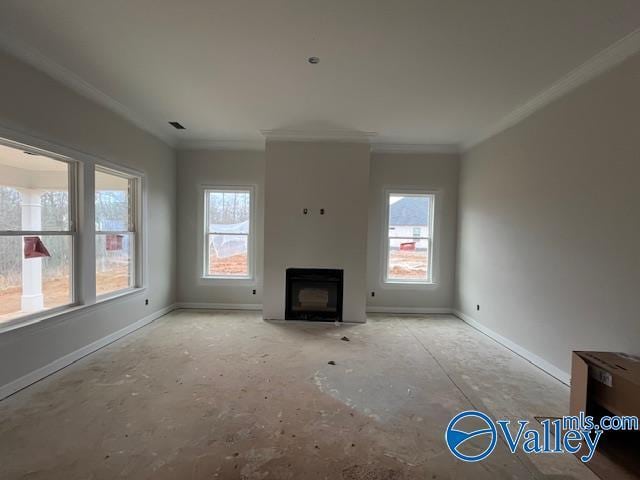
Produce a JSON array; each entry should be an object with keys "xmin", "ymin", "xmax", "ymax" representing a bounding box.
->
[
  {"xmin": 263, "ymin": 141, "xmax": 370, "ymax": 322},
  {"xmin": 176, "ymin": 149, "xmax": 264, "ymax": 306},
  {"xmin": 456, "ymin": 52, "xmax": 640, "ymax": 376},
  {"xmin": 368, "ymin": 153, "xmax": 459, "ymax": 311},
  {"xmin": 0, "ymin": 50, "xmax": 176, "ymax": 391}
]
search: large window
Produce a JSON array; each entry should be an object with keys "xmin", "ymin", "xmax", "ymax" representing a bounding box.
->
[
  {"xmin": 204, "ymin": 188, "xmax": 253, "ymax": 279},
  {"xmin": 95, "ymin": 166, "xmax": 138, "ymax": 296},
  {"xmin": 384, "ymin": 191, "xmax": 434, "ymax": 284},
  {"xmin": 0, "ymin": 142, "xmax": 76, "ymax": 325},
  {"xmin": 0, "ymin": 135, "xmax": 146, "ymax": 330}
]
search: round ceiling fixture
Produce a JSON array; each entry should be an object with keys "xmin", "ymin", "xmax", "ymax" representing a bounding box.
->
[{"xmin": 308, "ymin": 56, "xmax": 320, "ymax": 64}]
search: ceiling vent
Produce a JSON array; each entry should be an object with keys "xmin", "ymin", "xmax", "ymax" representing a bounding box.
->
[{"xmin": 169, "ymin": 121, "xmax": 186, "ymax": 130}]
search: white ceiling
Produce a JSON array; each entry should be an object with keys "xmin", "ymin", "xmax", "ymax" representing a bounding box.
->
[
  {"xmin": 0, "ymin": 143, "xmax": 67, "ymax": 171},
  {"xmin": 0, "ymin": 1, "xmax": 639, "ymax": 150}
]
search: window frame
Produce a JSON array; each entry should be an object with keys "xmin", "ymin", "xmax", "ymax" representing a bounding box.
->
[
  {"xmin": 0, "ymin": 137, "xmax": 80, "ymax": 330},
  {"xmin": 382, "ymin": 188, "xmax": 436, "ymax": 286},
  {"xmin": 202, "ymin": 186, "xmax": 255, "ymax": 281},
  {"xmin": 0, "ymin": 129, "xmax": 147, "ymax": 335},
  {"xmin": 94, "ymin": 165, "xmax": 143, "ymax": 300}
]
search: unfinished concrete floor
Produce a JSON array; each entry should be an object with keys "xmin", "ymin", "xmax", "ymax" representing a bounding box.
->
[{"xmin": 0, "ymin": 311, "xmax": 596, "ymax": 479}]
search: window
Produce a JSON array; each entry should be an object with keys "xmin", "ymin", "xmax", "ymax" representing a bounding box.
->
[
  {"xmin": 95, "ymin": 166, "xmax": 139, "ymax": 296},
  {"xmin": 384, "ymin": 191, "xmax": 434, "ymax": 283},
  {"xmin": 204, "ymin": 188, "xmax": 253, "ymax": 278},
  {"xmin": 0, "ymin": 142, "xmax": 76, "ymax": 325}
]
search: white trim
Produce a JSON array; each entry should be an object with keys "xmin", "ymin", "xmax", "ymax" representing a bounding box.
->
[
  {"xmin": 175, "ymin": 302, "xmax": 262, "ymax": 311},
  {"xmin": 367, "ymin": 306, "xmax": 452, "ymax": 314},
  {"xmin": 371, "ymin": 143, "xmax": 460, "ymax": 154},
  {"xmin": 463, "ymin": 27, "xmax": 640, "ymax": 151},
  {"xmin": 453, "ymin": 310, "xmax": 570, "ymax": 386},
  {"xmin": 177, "ymin": 138, "xmax": 462, "ymax": 155},
  {"xmin": 0, "ymin": 33, "xmax": 174, "ymax": 146},
  {"xmin": 0, "ymin": 304, "xmax": 176, "ymax": 400},
  {"xmin": 382, "ymin": 189, "xmax": 436, "ymax": 285},
  {"xmin": 202, "ymin": 186, "xmax": 256, "ymax": 281},
  {"xmin": 177, "ymin": 139, "xmax": 265, "ymax": 151},
  {"xmin": 261, "ymin": 129, "xmax": 377, "ymax": 143}
]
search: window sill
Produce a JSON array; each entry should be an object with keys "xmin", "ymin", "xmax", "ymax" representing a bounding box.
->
[
  {"xmin": 199, "ymin": 276, "xmax": 256, "ymax": 286},
  {"xmin": 382, "ymin": 280, "xmax": 439, "ymax": 289},
  {"xmin": 95, "ymin": 287, "xmax": 146, "ymax": 304},
  {"xmin": 0, "ymin": 287, "xmax": 146, "ymax": 336}
]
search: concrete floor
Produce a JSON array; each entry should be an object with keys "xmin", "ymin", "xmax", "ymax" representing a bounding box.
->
[{"xmin": 0, "ymin": 311, "xmax": 597, "ymax": 479}]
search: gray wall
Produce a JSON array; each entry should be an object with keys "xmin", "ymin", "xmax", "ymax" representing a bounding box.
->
[
  {"xmin": 0, "ymin": 50, "xmax": 176, "ymax": 388},
  {"xmin": 176, "ymin": 149, "xmax": 265, "ymax": 306},
  {"xmin": 456, "ymin": 52, "xmax": 640, "ymax": 375},
  {"xmin": 263, "ymin": 141, "xmax": 370, "ymax": 322},
  {"xmin": 368, "ymin": 153, "xmax": 459, "ymax": 311},
  {"xmin": 176, "ymin": 149, "xmax": 461, "ymax": 315}
]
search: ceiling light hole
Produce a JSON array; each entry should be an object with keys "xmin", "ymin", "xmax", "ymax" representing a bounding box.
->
[{"xmin": 169, "ymin": 121, "xmax": 186, "ymax": 130}]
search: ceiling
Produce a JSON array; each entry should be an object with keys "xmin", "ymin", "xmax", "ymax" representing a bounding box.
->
[
  {"xmin": 0, "ymin": 143, "xmax": 67, "ymax": 171},
  {"xmin": 0, "ymin": 1, "xmax": 639, "ymax": 150}
]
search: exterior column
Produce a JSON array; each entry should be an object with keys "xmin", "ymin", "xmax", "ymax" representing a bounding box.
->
[{"xmin": 20, "ymin": 189, "xmax": 44, "ymax": 312}]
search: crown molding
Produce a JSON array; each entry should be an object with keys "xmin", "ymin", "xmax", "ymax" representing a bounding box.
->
[
  {"xmin": 370, "ymin": 142, "xmax": 460, "ymax": 154},
  {"xmin": 0, "ymin": 33, "xmax": 175, "ymax": 146},
  {"xmin": 178, "ymin": 137, "xmax": 461, "ymax": 154},
  {"xmin": 463, "ymin": 27, "xmax": 640, "ymax": 151},
  {"xmin": 261, "ymin": 129, "xmax": 377, "ymax": 143},
  {"xmin": 177, "ymin": 138, "xmax": 265, "ymax": 151}
]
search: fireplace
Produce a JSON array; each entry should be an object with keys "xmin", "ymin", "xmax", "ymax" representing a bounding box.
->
[{"xmin": 285, "ymin": 268, "xmax": 343, "ymax": 321}]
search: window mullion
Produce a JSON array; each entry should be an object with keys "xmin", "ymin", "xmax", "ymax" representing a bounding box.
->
[{"xmin": 80, "ymin": 161, "xmax": 97, "ymax": 304}]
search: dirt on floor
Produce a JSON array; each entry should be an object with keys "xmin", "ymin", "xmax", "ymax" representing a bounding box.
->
[{"xmin": 0, "ymin": 311, "xmax": 594, "ymax": 480}]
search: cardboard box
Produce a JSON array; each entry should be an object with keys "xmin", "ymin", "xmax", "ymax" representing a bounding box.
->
[
  {"xmin": 570, "ymin": 351, "xmax": 640, "ymax": 418},
  {"xmin": 569, "ymin": 351, "xmax": 640, "ymax": 479}
]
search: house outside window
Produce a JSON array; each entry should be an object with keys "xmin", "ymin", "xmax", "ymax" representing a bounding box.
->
[{"xmin": 384, "ymin": 191, "xmax": 435, "ymax": 284}]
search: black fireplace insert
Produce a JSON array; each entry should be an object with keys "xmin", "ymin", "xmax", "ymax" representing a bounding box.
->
[{"xmin": 285, "ymin": 268, "xmax": 343, "ymax": 321}]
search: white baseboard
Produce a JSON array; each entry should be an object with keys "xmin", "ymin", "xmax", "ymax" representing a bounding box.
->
[
  {"xmin": 0, "ymin": 304, "xmax": 176, "ymax": 401},
  {"xmin": 175, "ymin": 302, "xmax": 262, "ymax": 311},
  {"xmin": 366, "ymin": 306, "xmax": 453, "ymax": 314},
  {"xmin": 453, "ymin": 310, "xmax": 570, "ymax": 386}
]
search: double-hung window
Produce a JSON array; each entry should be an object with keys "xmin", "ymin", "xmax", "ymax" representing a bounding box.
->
[
  {"xmin": 203, "ymin": 188, "xmax": 253, "ymax": 279},
  {"xmin": 384, "ymin": 191, "xmax": 435, "ymax": 284},
  {"xmin": 95, "ymin": 166, "xmax": 139, "ymax": 297},
  {"xmin": 0, "ymin": 136, "xmax": 145, "ymax": 330},
  {"xmin": 0, "ymin": 142, "xmax": 76, "ymax": 326}
]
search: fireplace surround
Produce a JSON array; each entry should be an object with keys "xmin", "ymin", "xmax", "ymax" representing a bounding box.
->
[{"xmin": 285, "ymin": 268, "xmax": 343, "ymax": 321}]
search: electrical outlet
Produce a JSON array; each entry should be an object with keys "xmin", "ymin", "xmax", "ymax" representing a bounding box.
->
[
  {"xmin": 145, "ymin": 299, "xmax": 149, "ymax": 306},
  {"xmin": 476, "ymin": 304, "xmax": 480, "ymax": 311},
  {"xmin": 252, "ymin": 289, "xmax": 256, "ymax": 295},
  {"xmin": 371, "ymin": 291, "xmax": 375, "ymax": 297}
]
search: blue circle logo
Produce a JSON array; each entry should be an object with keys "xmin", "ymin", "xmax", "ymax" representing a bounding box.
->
[{"xmin": 445, "ymin": 410, "xmax": 497, "ymax": 462}]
